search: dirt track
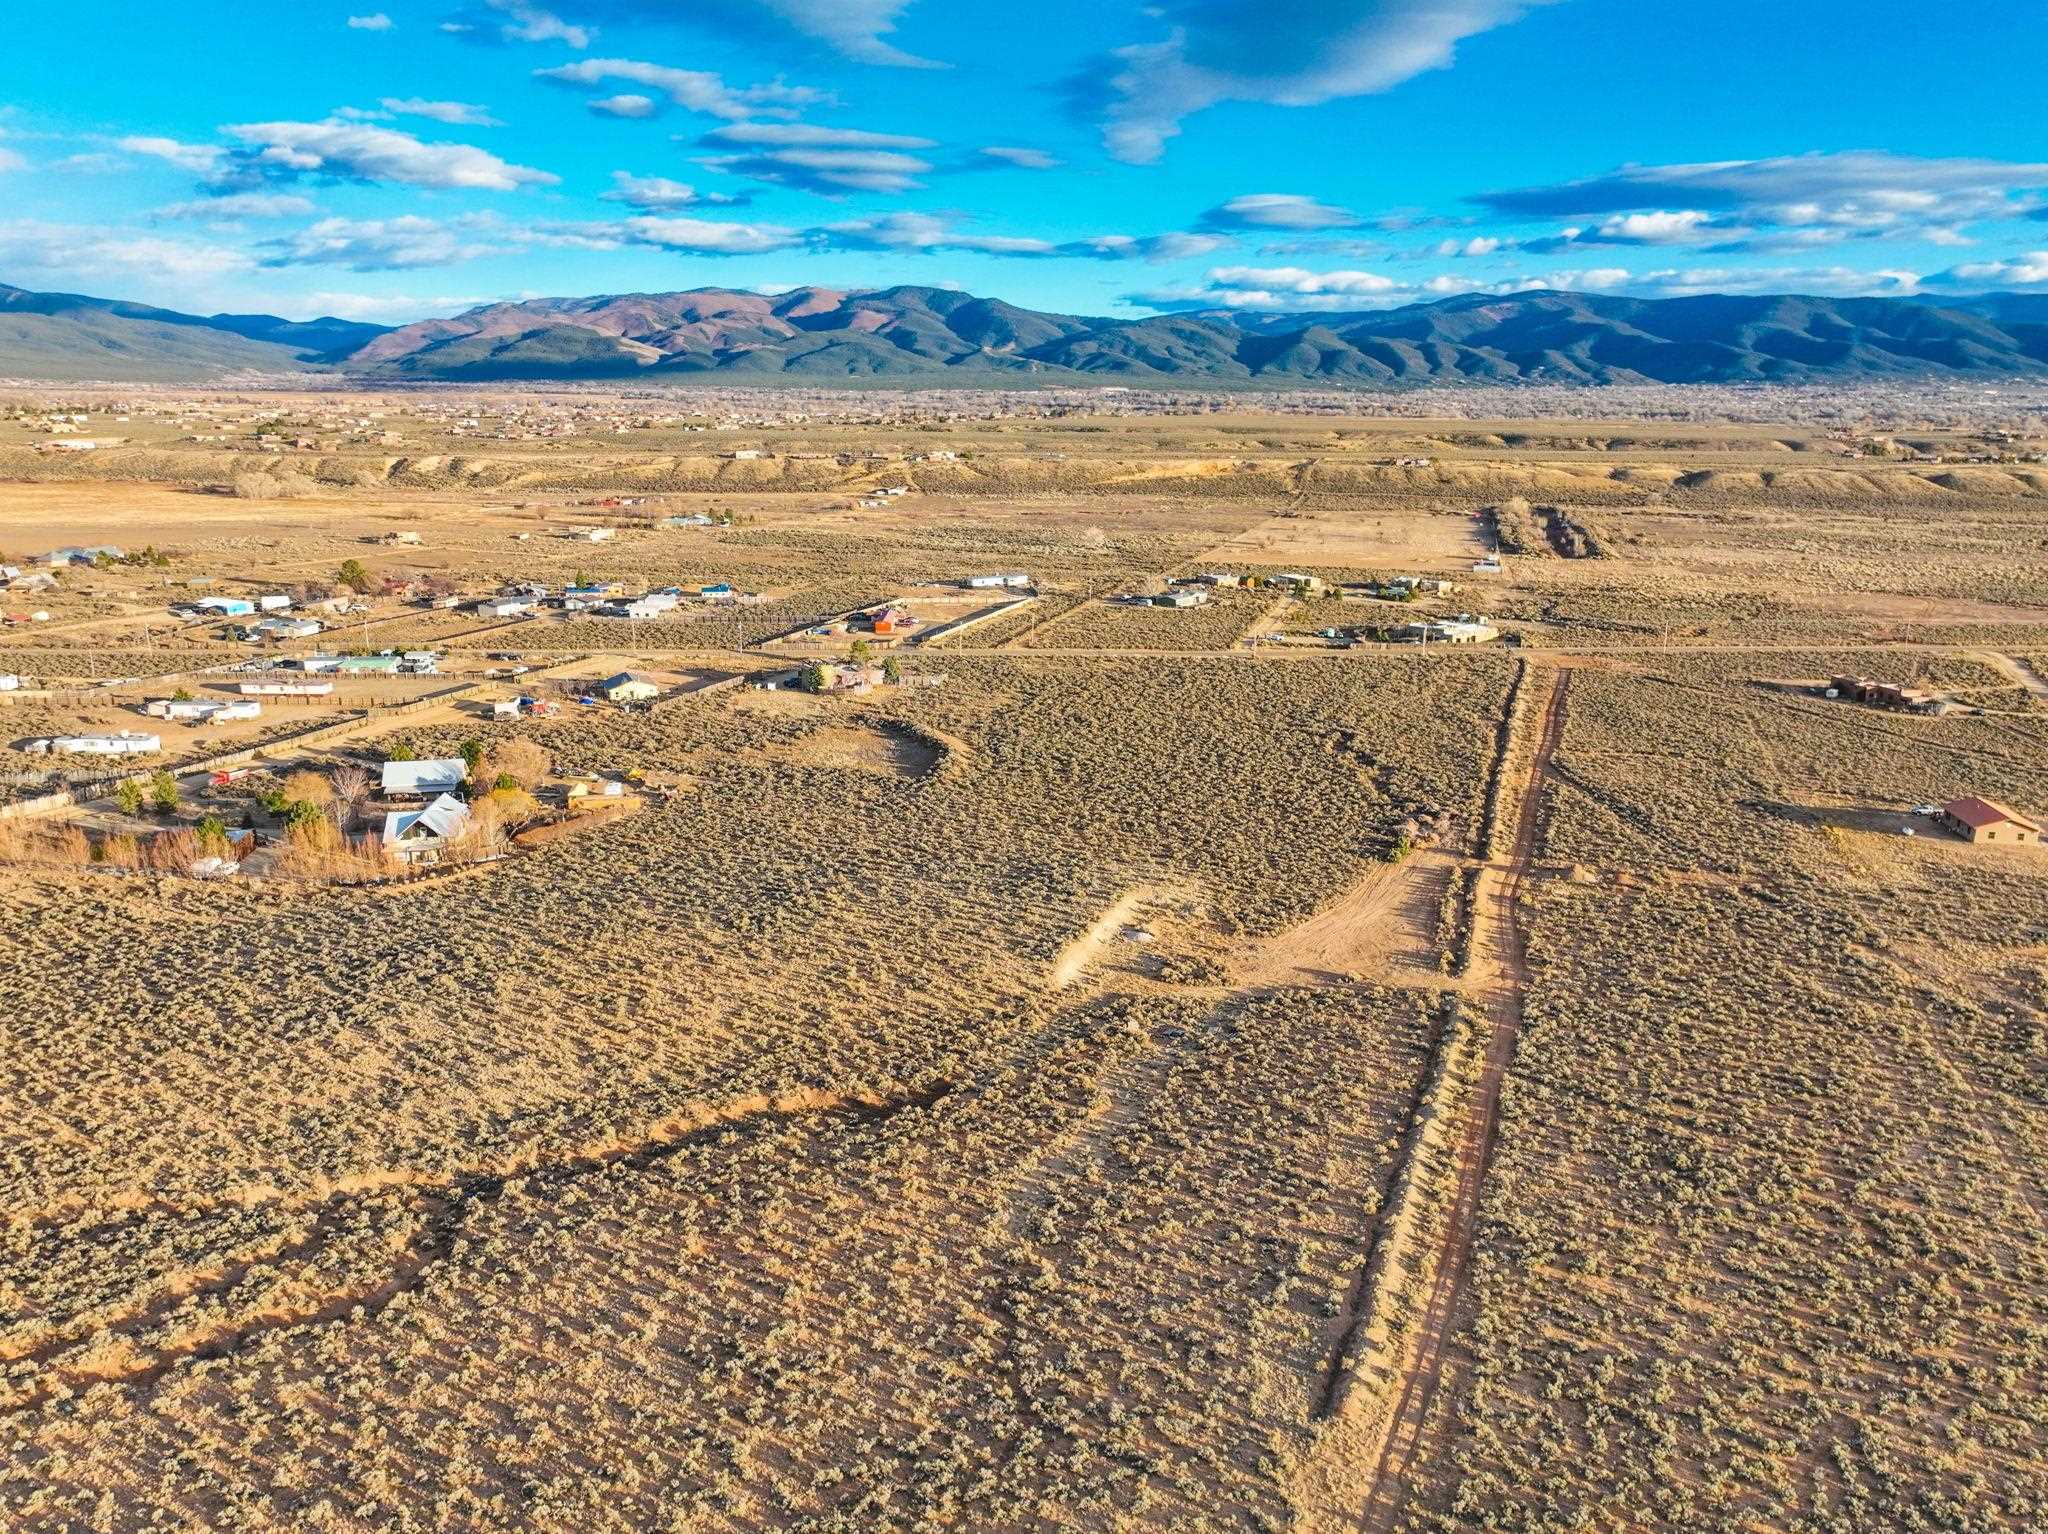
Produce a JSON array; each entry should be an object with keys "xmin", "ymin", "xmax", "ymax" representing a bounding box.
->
[{"xmin": 1350, "ymin": 665, "xmax": 1570, "ymax": 1532}]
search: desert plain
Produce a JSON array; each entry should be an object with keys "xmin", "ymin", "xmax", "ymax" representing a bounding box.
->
[{"xmin": 1, "ymin": 387, "xmax": 2046, "ymax": 1534}]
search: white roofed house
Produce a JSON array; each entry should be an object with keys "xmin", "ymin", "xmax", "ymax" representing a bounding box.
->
[
  {"xmin": 380, "ymin": 793, "xmax": 473, "ymax": 864},
  {"xmin": 33, "ymin": 731, "xmax": 161, "ymax": 756},
  {"xmin": 382, "ymin": 758, "xmax": 467, "ymax": 798}
]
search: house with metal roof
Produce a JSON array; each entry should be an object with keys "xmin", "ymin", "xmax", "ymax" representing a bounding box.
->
[
  {"xmin": 381, "ymin": 793, "xmax": 473, "ymax": 863},
  {"xmin": 598, "ymin": 672, "xmax": 661, "ymax": 703},
  {"xmin": 381, "ymin": 758, "xmax": 467, "ymax": 798},
  {"xmin": 1937, "ymin": 797, "xmax": 2041, "ymax": 845}
]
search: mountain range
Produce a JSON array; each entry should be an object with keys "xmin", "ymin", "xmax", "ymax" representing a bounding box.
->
[{"xmin": 5, "ymin": 279, "xmax": 2048, "ymax": 386}]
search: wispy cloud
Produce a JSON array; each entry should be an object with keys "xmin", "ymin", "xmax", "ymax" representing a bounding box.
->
[
  {"xmin": 245, "ymin": 207, "xmax": 1241, "ymax": 269},
  {"xmin": 262, "ymin": 215, "xmax": 510, "ymax": 271},
  {"xmin": 818, "ymin": 211, "xmax": 1056, "ymax": 256},
  {"xmin": 1074, "ymin": 0, "xmax": 1550, "ymax": 164},
  {"xmin": 700, "ymin": 147, "xmax": 933, "ymax": 196},
  {"xmin": 380, "ymin": 98, "xmax": 505, "ymax": 128},
  {"xmin": 604, "ymin": 213, "xmax": 804, "ymax": 254},
  {"xmin": 692, "ymin": 121, "xmax": 939, "ymax": 195},
  {"xmin": 221, "ymin": 119, "xmax": 557, "ymax": 191},
  {"xmin": 155, "ymin": 192, "xmax": 319, "ymax": 221},
  {"xmin": 978, "ymin": 146, "xmax": 1061, "ymax": 171},
  {"xmin": 589, "ymin": 94, "xmax": 659, "ymax": 118},
  {"xmin": 1475, "ymin": 151, "xmax": 2048, "ymax": 229},
  {"xmin": 1924, "ymin": 252, "xmax": 2048, "ymax": 289},
  {"xmin": 1128, "ymin": 258, "xmax": 1936, "ymax": 314},
  {"xmin": 346, "ymin": 13, "xmax": 395, "ymax": 30},
  {"xmin": 118, "ymin": 135, "xmax": 227, "ymax": 174},
  {"xmin": 535, "ymin": 57, "xmax": 823, "ymax": 120},
  {"xmin": 750, "ymin": 0, "xmax": 937, "ymax": 68},
  {"xmin": 442, "ymin": 0, "xmax": 593, "ymax": 47},
  {"xmin": 0, "ymin": 218, "xmax": 253, "ymax": 289},
  {"xmin": 699, "ymin": 121, "xmax": 934, "ymax": 150},
  {"xmin": 1201, "ymin": 193, "xmax": 1363, "ymax": 231},
  {"xmin": 600, "ymin": 171, "xmax": 749, "ymax": 210}
]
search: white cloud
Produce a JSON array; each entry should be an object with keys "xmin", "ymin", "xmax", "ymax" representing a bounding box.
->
[
  {"xmin": 749, "ymin": 0, "xmax": 936, "ymax": 68},
  {"xmin": 0, "ymin": 218, "xmax": 253, "ymax": 288},
  {"xmin": 1595, "ymin": 209, "xmax": 1717, "ymax": 244},
  {"xmin": 223, "ymin": 119, "xmax": 557, "ymax": 190},
  {"xmin": 1135, "ymin": 261, "xmax": 1813, "ymax": 313},
  {"xmin": 262, "ymin": 215, "xmax": 508, "ymax": 271},
  {"xmin": 1477, "ymin": 152, "xmax": 2048, "ymax": 233},
  {"xmin": 613, "ymin": 214, "xmax": 803, "ymax": 254},
  {"xmin": 380, "ymin": 98, "xmax": 504, "ymax": 128},
  {"xmin": 1622, "ymin": 264, "xmax": 1924, "ymax": 298},
  {"xmin": 347, "ymin": 12, "xmax": 395, "ymax": 30},
  {"xmin": 1203, "ymin": 193, "xmax": 1362, "ymax": 230},
  {"xmin": 980, "ymin": 146, "xmax": 1060, "ymax": 171},
  {"xmin": 1207, "ymin": 264, "xmax": 1402, "ymax": 296},
  {"xmin": 535, "ymin": 58, "xmax": 822, "ymax": 121},
  {"xmin": 1928, "ymin": 252, "xmax": 2048, "ymax": 288},
  {"xmin": 600, "ymin": 172, "xmax": 706, "ymax": 210},
  {"xmin": 702, "ymin": 146, "xmax": 932, "ymax": 195},
  {"xmin": 118, "ymin": 135, "xmax": 226, "ymax": 174},
  {"xmin": 1078, "ymin": 1, "xmax": 1547, "ymax": 164},
  {"xmin": 0, "ymin": 147, "xmax": 26, "ymax": 173},
  {"xmin": 1431, "ymin": 236, "xmax": 1502, "ymax": 258},
  {"xmin": 298, "ymin": 289, "xmax": 495, "ymax": 323},
  {"xmin": 700, "ymin": 121, "xmax": 935, "ymax": 150},
  {"xmin": 1064, "ymin": 232, "xmax": 1234, "ymax": 263},
  {"xmin": 817, "ymin": 212, "xmax": 1056, "ymax": 256},
  {"xmin": 155, "ymin": 192, "xmax": 318, "ymax": 221},
  {"xmin": 488, "ymin": 0, "xmax": 590, "ymax": 47},
  {"xmin": 590, "ymin": 94, "xmax": 659, "ymax": 118}
]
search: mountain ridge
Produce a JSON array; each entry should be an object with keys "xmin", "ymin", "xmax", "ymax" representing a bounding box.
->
[{"xmin": 4, "ymin": 279, "xmax": 2048, "ymax": 386}]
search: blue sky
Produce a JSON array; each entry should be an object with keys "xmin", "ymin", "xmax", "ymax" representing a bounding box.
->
[{"xmin": 2, "ymin": 0, "xmax": 2045, "ymax": 323}]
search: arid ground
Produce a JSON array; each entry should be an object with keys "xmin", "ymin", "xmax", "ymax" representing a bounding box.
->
[{"xmin": 3, "ymin": 390, "xmax": 2046, "ymax": 1533}]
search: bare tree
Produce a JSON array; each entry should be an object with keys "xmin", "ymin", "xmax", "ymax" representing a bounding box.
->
[{"xmin": 330, "ymin": 763, "xmax": 371, "ymax": 829}]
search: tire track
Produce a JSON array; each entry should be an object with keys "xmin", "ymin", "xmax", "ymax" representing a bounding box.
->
[
  {"xmin": 1322, "ymin": 666, "xmax": 1568, "ymax": 1532},
  {"xmin": 3, "ymin": 1082, "xmax": 949, "ymax": 1415}
]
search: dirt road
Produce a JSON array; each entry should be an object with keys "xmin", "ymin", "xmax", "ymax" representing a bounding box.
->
[
  {"xmin": 1981, "ymin": 651, "xmax": 2048, "ymax": 703},
  {"xmin": 1348, "ymin": 666, "xmax": 1570, "ymax": 1532}
]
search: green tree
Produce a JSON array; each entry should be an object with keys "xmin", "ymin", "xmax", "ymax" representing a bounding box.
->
[
  {"xmin": 281, "ymin": 798, "xmax": 323, "ymax": 830},
  {"xmin": 148, "ymin": 769, "xmax": 180, "ymax": 814},
  {"xmin": 386, "ymin": 740, "xmax": 416, "ymax": 762},
  {"xmin": 115, "ymin": 778, "xmax": 144, "ymax": 815},
  {"xmin": 172, "ymin": 686, "xmax": 194, "ymax": 702},
  {"xmin": 801, "ymin": 663, "xmax": 832, "ymax": 695},
  {"xmin": 337, "ymin": 558, "xmax": 373, "ymax": 594},
  {"xmin": 849, "ymin": 638, "xmax": 872, "ymax": 662},
  {"xmin": 460, "ymin": 737, "xmax": 486, "ymax": 778},
  {"xmin": 195, "ymin": 814, "xmax": 229, "ymax": 853},
  {"xmin": 882, "ymin": 655, "xmax": 903, "ymax": 684}
]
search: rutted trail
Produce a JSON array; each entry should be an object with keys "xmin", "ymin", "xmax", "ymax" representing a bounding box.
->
[
  {"xmin": 2, "ymin": 1082, "xmax": 949, "ymax": 1414},
  {"xmin": 1299, "ymin": 665, "xmax": 1569, "ymax": 1532}
]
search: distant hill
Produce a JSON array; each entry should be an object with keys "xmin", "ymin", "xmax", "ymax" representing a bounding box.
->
[
  {"xmin": 3, "ymin": 278, "xmax": 2047, "ymax": 386},
  {"xmin": 0, "ymin": 284, "xmax": 387, "ymax": 382}
]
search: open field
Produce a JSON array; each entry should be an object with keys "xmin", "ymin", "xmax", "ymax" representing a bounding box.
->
[{"xmin": 3, "ymin": 389, "xmax": 2047, "ymax": 1532}]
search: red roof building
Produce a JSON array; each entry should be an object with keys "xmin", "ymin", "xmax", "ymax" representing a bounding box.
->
[{"xmin": 1938, "ymin": 796, "xmax": 2041, "ymax": 845}]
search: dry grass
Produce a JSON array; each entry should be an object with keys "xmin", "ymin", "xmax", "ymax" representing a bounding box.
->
[{"xmin": 3, "ymin": 397, "xmax": 2047, "ymax": 1531}]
